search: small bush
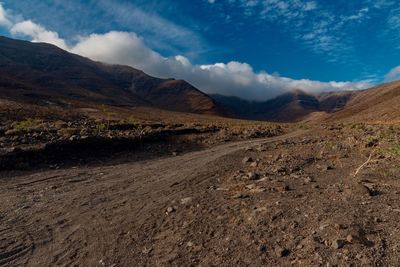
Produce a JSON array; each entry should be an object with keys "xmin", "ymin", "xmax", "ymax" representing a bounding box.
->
[
  {"xmin": 5, "ymin": 118, "xmax": 40, "ymax": 135},
  {"xmin": 95, "ymin": 122, "xmax": 107, "ymax": 135},
  {"xmin": 58, "ymin": 127, "xmax": 79, "ymax": 138},
  {"xmin": 391, "ymin": 144, "xmax": 400, "ymax": 156},
  {"xmin": 298, "ymin": 124, "xmax": 310, "ymax": 130}
]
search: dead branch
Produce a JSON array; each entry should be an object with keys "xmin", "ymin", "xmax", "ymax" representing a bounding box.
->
[{"xmin": 354, "ymin": 153, "xmax": 373, "ymax": 177}]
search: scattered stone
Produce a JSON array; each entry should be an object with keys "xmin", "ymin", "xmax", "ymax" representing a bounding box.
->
[
  {"xmin": 187, "ymin": 241, "xmax": 194, "ymax": 247},
  {"xmin": 304, "ymin": 177, "xmax": 315, "ymax": 184},
  {"xmin": 274, "ymin": 166, "xmax": 287, "ymax": 174},
  {"xmin": 69, "ymin": 135, "xmax": 79, "ymax": 141},
  {"xmin": 245, "ymin": 184, "xmax": 257, "ymax": 190},
  {"xmin": 172, "ymin": 151, "xmax": 179, "ymax": 156},
  {"xmin": 334, "ymin": 223, "xmax": 347, "ymax": 230},
  {"xmin": 345, "ymin": 231, "xmax": 374, "ymax": 247},
  {"xmin": 166, "ymin": 207, "xmax": 175, "ymax": 214},
  {"xmin": 276, "ymin": 247, "xmax": 290, "ymax": 257},
  {"xmin": 247, "ymin": 172, "xmax": 259, "ymax": 180},
  {"xmin": 363, "ymin": 183, "xmax": 378, "ymax": 196},
  {"xmin": 256, "ymin": 146, "xmax": 266, "ymax": 152},
  {"xmin": 259, "ymin": 244, "xmax": 267, "ymax": 252},
  {"xmin": 331, "ymin": 239, "xmax": 346, "ymax": 249},
  {"xmin": 278, "ymin": 184, "xmax": 290, "ymax": 192},
  {"xmin": 355, "ymin": 184, "xmax": 373, "ymax": 196},
  {"xmin": 233, "ymin": 193, "xmax": 250, "ymax": 199},
  {"xmin": 250, "ymin": 161, "xmax": 258, "ymax": 168},
  {"xmin": 180, "ymin": 197, "xmax": 193, "ymax": 205},
  {"xmin": 319, "ymin": 224, "xmax": 329, "ymax": 230},
  {"xmin": 242, "ymin": 157, "xmax": 253, "ymax": 163},
  {"xmin": 142, "ymin": 247, "xmax": 153, "ymax": 254},
  {"xmin": 346, "ymin": 234, "xmax": 356, "ymax": 243}
]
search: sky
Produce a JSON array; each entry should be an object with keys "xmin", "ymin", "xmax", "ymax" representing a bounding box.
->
[{"xmin": 0, "ymin": 0, "xmax": 400, "ymax": 101}]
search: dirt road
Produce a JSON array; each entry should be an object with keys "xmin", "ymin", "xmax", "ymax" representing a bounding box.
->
[{"xmin": 0, "ymin": 131, "xmax": 304, "ymax": 266}]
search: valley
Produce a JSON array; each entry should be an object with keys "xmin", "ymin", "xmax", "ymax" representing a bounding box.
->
[{"xmin": 1, "ymin": 36, "xmax": 400, "ymax": 266}]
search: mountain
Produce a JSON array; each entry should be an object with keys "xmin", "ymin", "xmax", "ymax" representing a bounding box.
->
[
  {"xmin": 214, "ymin": 80, "xmax": 400, "ymax": 123},
  {"xmin": 0, "ymin": 36, "xmax": 221, "ymax": 115},
  {"xmin": 212, "ymin": 90, "xmax": 343, "ymax": 122},
  {"xmin": 325, "ymin": 80, "xmax": 400, "ymax": 123},
  {"xmin": 3, "ymin": 36, "xmax": 399, "ymax": 123},
  {"xmin": 318, "ymin": 91, "xmax": 354, "ymax": 113}
]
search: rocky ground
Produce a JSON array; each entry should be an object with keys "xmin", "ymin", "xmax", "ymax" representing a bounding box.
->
[
  {"xmin": 0, "ymin": 111, "xmax": 283, "ymax": 170},
  {"xmin": 1, "ymin": 122, "xmax": 400, "ymax": 266},
  {"xmin": 186, "ymin": 123, "xmax": 400, "ymax": 266}
]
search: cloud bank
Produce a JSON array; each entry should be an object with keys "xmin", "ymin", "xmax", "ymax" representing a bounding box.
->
[
  {"xmin": 0, "ymin": 4, "xmax": 11, "ymax": 27},
  {"xmin": 384, "ymin": 66, "xmax": 400, "ymax": 82},
  {"xmin": 1, "ymin": 3, "xmax": 373, "ymax": 101},
  {"xmin": 11, "ymin": 20, "xmax": 68, "ymax": 50}
]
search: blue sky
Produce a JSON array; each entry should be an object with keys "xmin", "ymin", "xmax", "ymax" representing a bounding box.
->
[{"xmin": 0, "ymin": 0, "xmax": 399, "ymax": 100}]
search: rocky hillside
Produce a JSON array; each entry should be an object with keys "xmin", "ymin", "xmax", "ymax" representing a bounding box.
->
[
  {"xmin": 325, "ymin": 80, "xmax": 400, "ymax": 123},
  {"xmin": 212, "ymin": 90, "xmax": 348, "ymax": 122},
  {"xmin": 0, "ymin": 36, "xmax": 222, "ymax": 115}
]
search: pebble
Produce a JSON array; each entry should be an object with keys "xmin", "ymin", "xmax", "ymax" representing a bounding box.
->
[
  {"xmin": 304, "ymin": 177, "xmax": 315, "ymax": 184},
  {"xmin": 278, "ymin": 184, "xmax": 290, "ymax": 192},
  {"xmin": 250, "ymin": 162, "xmax": 258, "ymax": 168},
  {"xmin": 334, "ymin": 223, "xmax": 346, "ymax": 230},
  {"xmin": 276, "ymin": 247, "xmax": 290, "ymax": 257},
  {"xmin": 259, "ymin": 244, "xmax": 267, "ymax": 252},
  {"xmin": 346, "ymin": 234, "xmax": 355, "ymax": 243},
  {"xmin": 180, "ymin": 197, "xmax": 193, "ymax": 205},
  {"xmin": 166, "ymin": 207, "xmax": 175, "ymax": 214},
  {"xmin": 247, "ymin": 172, "xmax": 259, "ymax": 180},
  {"xmin": 242, "ymin": 157, "xmax": 253, "ymax": 163},
  {"xmin": 331, "ymin": 239, "xmax": 346, "ymax": 249},
  {"xmin": 142, "ymin": 247, "xmax": 153, "ymax": 254},
  {"xmin": 233, "ymin": 193, "xmax": 250, "ymax": 199}
]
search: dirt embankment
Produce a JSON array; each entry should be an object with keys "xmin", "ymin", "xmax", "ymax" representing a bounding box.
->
[{"xmin": 0, "ymin": 116, "xmax": 283, "ymax": 171}]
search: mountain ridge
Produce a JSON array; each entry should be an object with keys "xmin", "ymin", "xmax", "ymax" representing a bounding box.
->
[
  {"xmin": 1, "ymin": 36, "xmax": 399, "ymax": 123},
  {"xmin": 0, "ymin": 36, "xmax": 222, "ymax": 115},
  {"xmin": 212, "ymin": 89, "xmax": 355, "ymax": 122}
]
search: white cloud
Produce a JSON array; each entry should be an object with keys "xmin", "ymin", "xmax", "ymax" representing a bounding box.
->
[
  {"xmin": 0, "ymin": 3, "xmax": 373, "ymax": 101},
  {"xmin": 10, "ymin": 20, "xmax": 68, "ymax": 50},
  {"xmin": 0, "ymin": 3, "xmax": 11, "ymax": 27},
  {"xmin": 384, "ymin": 66, "xmax": 400, "ymax": 82},
  {"xmin": 68, "ymin": 31, "xmax": 372, "ymax": 101}
]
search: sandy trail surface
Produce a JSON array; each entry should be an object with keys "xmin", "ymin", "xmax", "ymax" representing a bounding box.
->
[{"xmin": 0, "ymin": 131, "xmax": 303, "ymax": 266}]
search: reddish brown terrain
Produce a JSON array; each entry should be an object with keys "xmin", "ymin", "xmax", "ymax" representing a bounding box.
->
[
  {"xmin": 0, "ymin": 36, "xmax": 222, "ymax": 115},
  {"xmin": 1, "ymin": 37, "xmax": 400, "ymax": 266},
  {"xmin": 325, "ymin": 80, "xmax": 400, "ymax": 123}
]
